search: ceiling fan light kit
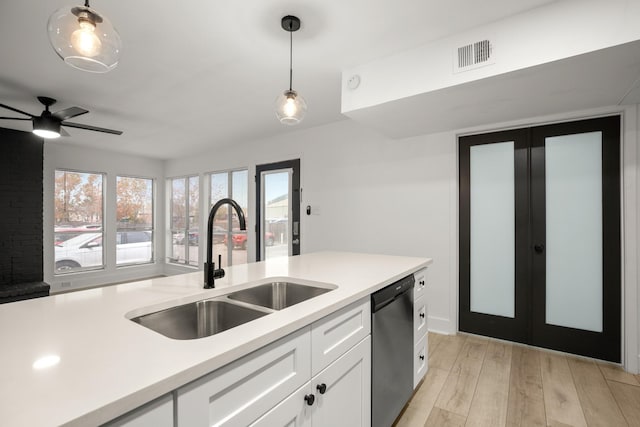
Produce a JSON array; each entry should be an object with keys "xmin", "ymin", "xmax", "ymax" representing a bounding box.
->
[
  {"xmin": 47, "ymin": 0, "xmax": 121, "ymax": 73},
  {"xmin": 33, "ymin": 116, "xmax": 62, "ymax": 139},
  {"xmin": 0, "ymin": 96, "xmax": 123, "ymax": 139},
  {"xmin": 275, "ymin": 15, "xmax": 307, "ymax": 126}
]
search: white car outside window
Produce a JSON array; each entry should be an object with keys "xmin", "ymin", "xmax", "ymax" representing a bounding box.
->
[{"xmin": 55, "ymin": 231, "xmax": 152, "ymax": 273}]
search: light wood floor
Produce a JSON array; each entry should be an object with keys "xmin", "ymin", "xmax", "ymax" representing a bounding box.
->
[{"xmin": 395, "ymin": 332, "xmax": 640, "ymax": 427}]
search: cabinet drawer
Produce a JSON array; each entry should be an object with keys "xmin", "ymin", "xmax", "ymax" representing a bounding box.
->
[
  {"xmin": 414, "ymin": 297, "xmax": 427, "ymax": 343},
  {"xmin": 414, "ymin": 334, "xmax": 428, "ymax": 388},
  {"xmin": 413, "ymin": 268, "xmax": 427, "ymax": 300},
  {"xmin": 311, "ymin": 297, "xmax": 370, "ymax": 376},
  {"xmin": 176, "ymin": 327, "xmax": 311, "ymax": 427}
]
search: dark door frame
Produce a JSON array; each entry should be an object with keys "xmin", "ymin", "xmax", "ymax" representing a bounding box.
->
[
  {"xmin": 458, "ymin": 115, "xmax": 621, "ymax": 362},
  {"xmin": 255, "ymin": 159, "xmax": 301, "ymax": 262}
]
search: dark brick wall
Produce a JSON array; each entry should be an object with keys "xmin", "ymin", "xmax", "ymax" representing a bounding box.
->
[{"xmin": 0, "ymin": 127, "xmax": 43, "ymax": 286}]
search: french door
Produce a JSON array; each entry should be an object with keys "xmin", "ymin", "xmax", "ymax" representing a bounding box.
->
[
  {"xmin": 255, "ymin": 159, "xmax": 301, "ymax": 261},
  {"xmin": 459, "ymin": 116, "xmax": 621, "ymax": 362}
]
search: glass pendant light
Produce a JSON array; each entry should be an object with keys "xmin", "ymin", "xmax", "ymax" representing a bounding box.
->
[
  {"xmin": 47, "ymin": 0, "xmax": 121, "ymax": 73},
  {"xmin": 275, "ymin": 16, "xmax": 307, "ymax": 125}
]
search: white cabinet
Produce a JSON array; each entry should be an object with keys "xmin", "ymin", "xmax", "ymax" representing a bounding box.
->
[
  {"xmin": 176, "ymin": 297, "xmax": 371, "ymax": 427},
  {"xmin": 102, "ymin": 394, "xmax": 173, "ymax": 427},
  {"xmin": 251, "ymin": 336, "xmax": 371, "ymax": 427},
  {"xmin": 250, "ymin": 383, "xmax": 312, "ymax": 427},
  {"xmin": 310, "ymin": 298, "xmax": 370, "ymax": 375},
  {"xmin": 414, "ymin": 268, "xmax": 427, "ymax": 301},
  {"xmin": 312, "ymin": 336, "xmax": 371, "ymax": 427},
  {"xmin": 176, "ymin": 327, "xmax": 311, "ymax": 426},
  {"xmin": 413, "ymin": 268, "xmax": 429, "ymax": 388}
]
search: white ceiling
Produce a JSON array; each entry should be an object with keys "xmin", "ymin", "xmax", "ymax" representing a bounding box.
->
[{"xmin": 0, "ymin": 0, "xmax": 558, "ymax": 159}]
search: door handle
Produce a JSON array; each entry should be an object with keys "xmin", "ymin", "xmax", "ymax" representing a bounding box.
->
[{"xmin": 534, "ymin": 244, "xmax": 545, "ymax": 254}]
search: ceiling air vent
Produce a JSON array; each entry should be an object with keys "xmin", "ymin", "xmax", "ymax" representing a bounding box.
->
[{"xmin": 454, "ymin": 39, "xmax": 494, "ymax": 73}]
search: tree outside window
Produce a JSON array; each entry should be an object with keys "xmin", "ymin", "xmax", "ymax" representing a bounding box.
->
[
  {"xmin": 54, "ymin": 170, "xmax": 104, "ymax": 274},
  {"xmin": 116, "ymin": 176, "xmax": 154, "ymax": 266},
  {"xmin": 169, "ymin": 176, "xmax": 199, "ymax": 266}
]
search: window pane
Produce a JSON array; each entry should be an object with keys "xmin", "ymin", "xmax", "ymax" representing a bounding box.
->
[
  {"xmin": 188, "ymin": 176, "xmax": 199, "ymax": 230},
  {"xmin": 264, "ymin": 171, "xmax": 290, "ymax": 260},
  {"xmin": 211, "ymin": 173, "xmax": 229, "ymax": 204},
  {"xmin": 116, "ymin": 177, "xmax": 153, "ymax": 266},
  {"xmin": 209, "ymin": 170, "xmax": 249, "ymax": 268},
  {"xmin": 54, "ymin": 170, "xmax": 104, "ymax": 274},
  {"xmin": 170, "ymin": 230, "xmax": 187, "ymax": 264},
  {"xmin": 171, "ymin": 179, "xmax": 186, "ymax": 230},
  {"xmin": 188, "ymin": 176, "xmax": 199, "ymax": 266},
  {"xmin": 231, "ymin": 170, "xmax": 249, "ymax": 266}
]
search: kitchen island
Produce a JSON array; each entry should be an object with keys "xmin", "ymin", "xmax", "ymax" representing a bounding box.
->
[{"xmin": 0, "ymin": 251, "xmax": 431, "ymax": 426}]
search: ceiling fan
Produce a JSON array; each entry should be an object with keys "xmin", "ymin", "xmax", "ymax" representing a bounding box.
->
[{"xmin": 0, "ymin": 96, "xmax": 122, "ymax": 139}]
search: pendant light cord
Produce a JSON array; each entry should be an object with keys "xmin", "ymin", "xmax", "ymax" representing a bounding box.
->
[{"xmin": 289, "ymin": 28, "xmax": 293, "ymax": 91}]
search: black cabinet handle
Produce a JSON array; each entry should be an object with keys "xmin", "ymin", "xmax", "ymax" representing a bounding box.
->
[
  {"xmin": 316, "ymin": 383, "xmax": 327, "ymax": 394},
  {"xmin": 304, "ymin": 394, "xmax": 315, "ymax": 406},
  {"xmin": 419, "ymin": 313, "xmax": 425, "ymax": 318},
  {"xmin": 534, "ymin": 244, "xmax": 545, "ymax": 254},
  {"xmin": 420, "ymin": 280, "xmax": 425, "ymax": 286},
  {"xmin": 419, "ymin": 355, "xmax": 425, "ymax": 361}
]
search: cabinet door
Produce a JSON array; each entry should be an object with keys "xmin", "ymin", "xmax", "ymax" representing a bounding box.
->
[
  {"xmin": 413, "ymin": 268, "xmax": 427, "ymax": 301},
  {"xmin": 312, "ymin": 336, "xmax": 371, "ymax": 427},
  {"xmin": 414, "ymin": 334, "xmax": 428, "ymax": 388},
  {"xmin": 250, "ymin": 382, "xmax": 312, "ymax": 427},
  {"xmin": 103, "ymin": 394, "xmax": 173, "ymax": 427},
  {"xmin": 311, "ymin": 298, "xmax": 370, "ymax": 376},
  {"xmin": 176, "ymin": 327, "xmax": 311, "ymax": 426},
  {"xmin": 413, "ymin": 296, "xmax": 427, "ymax": 342}
]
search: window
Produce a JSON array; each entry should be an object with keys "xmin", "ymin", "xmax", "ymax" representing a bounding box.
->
[
  {"xmin": 54, "ymin": 170, "xmax": 104, "ymax": 274},
  {"xmin": 169, "ymin": 176, "xmax": 199, "ymax": 266},
  {"xmin": 116, "ymin": 176, "xmax": 154, "ymax": 266},
  {"xmin": 209, "ymin": 169, "xmax": 248, "ymax": 267}
]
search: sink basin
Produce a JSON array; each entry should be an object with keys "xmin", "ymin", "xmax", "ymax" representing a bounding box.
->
[
  {"xmin": 227, "ymin": 282, "xmax": 333, "ymax": 310},
  {"xmin": 131, "ymin": 300, "xmax": 268, "ymax": 340}
]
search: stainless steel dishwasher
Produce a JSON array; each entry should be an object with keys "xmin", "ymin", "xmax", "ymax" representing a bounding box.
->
[{"xmin": 371, "ymin": 274, "xmax": 415, "ymax": 427}]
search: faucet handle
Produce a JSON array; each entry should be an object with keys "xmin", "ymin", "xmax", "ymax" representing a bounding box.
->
[{"xmin": 213, "ymin": 254, "xmax": 226, "ymax": 280}]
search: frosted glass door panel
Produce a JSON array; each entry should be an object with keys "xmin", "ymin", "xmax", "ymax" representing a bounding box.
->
[
  {"xmin": 470, "ymin": 142, "xmax": 515, "ymax": 318},
  {"xmin": 545, "ymin": 132, "xmax": 603, "ymax": 332}
]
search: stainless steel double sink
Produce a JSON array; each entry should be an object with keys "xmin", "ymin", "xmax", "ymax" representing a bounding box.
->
[{"xmin": 131, "ymin": 281, "xmax": 334, "ymax": 340}]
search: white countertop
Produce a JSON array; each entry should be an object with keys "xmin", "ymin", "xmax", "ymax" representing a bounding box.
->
[{"xmin": 0, "ymin": 251, "xmax": 431, "ymax": 427}]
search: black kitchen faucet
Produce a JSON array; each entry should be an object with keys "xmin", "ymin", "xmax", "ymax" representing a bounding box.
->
[{"xmin": 204, "ymin": 198, "xmax": 246, "ymax": 288}]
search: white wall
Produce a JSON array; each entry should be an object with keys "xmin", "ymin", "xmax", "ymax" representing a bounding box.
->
[
  {"xmin": 44, "ymin": 143, "xmax": 165, "ymax": 293},
  {"xmin": 165, "ymin": 104, "xmax": 640, "ymax": 373}
]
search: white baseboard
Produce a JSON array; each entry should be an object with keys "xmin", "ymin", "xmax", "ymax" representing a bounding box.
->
[{"xmin": 428, "ymin": 315, "xmax": 454, "ymax": 335}]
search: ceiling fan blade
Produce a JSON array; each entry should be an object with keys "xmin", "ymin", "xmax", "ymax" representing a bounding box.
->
[
  {"xmin": 60, "ymin": 128, "xmax": 70, "ymax": 137},
  {"xmin": 61, "ymin": 121, "xmax": 123, "ymax": 135},
  {"xmin": 0, "ymin": 116, "xmax": 31, "ymax": 121},
  {"xmin": 0, "ymin": 103, "xmax": 35, "ymax": 118},
  {"xmin": 53, "ymin": 107, "xmax": 89, "ymax": 121}
]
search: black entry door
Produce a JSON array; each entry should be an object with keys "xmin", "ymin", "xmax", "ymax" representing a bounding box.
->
[
  {"xmin": 255, "ymin": 159, "xmax": 301, "ymax": 261},
  {"xmin": 459, "ymin": 116, "xmax": 621, "ymax": 362}
]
